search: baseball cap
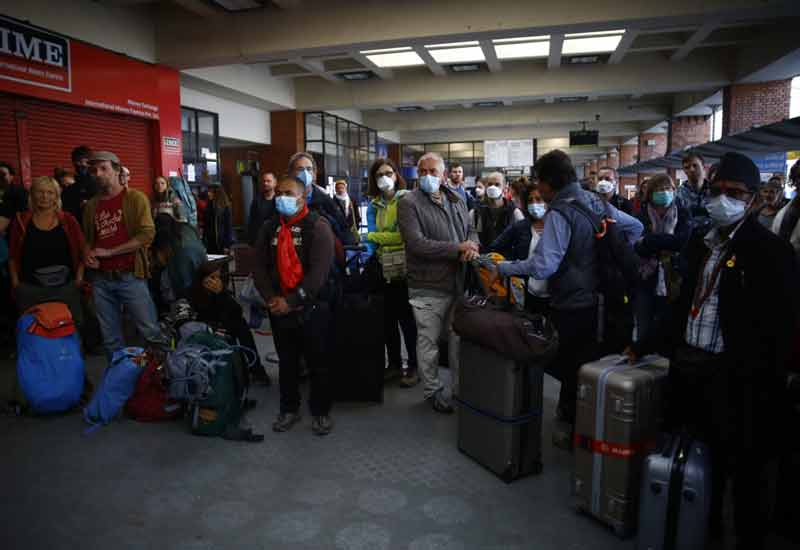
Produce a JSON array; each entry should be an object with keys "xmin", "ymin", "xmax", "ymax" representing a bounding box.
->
[{"xmin": 89, "ymin": 150, "xmax": 121, "ymax": 165}]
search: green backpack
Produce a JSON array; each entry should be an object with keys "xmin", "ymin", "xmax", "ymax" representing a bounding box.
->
[{"xmin": 183, "ymin": 332, "xmax": 263, "ymax": 442}]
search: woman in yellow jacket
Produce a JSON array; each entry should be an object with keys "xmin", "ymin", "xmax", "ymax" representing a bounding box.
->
[{"xmin": 366, "ymin": 158, "xmax": 418, "ymax": 387}]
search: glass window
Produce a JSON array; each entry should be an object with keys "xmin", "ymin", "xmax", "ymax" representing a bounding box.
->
[
  {"xmin": 181, "ymin": 107, "xmax": 219, "ymax": 185},
  {"xmin": 306, "ymin": 141, "xmax": 324, "ymax": 154},
  {"xmin": 305, "ymin": 112, "xmax": 323, "ymax": 141},
  {"xmin": 338, "ymin": 120, "xmax": 349, "ymax": 148},
  {"xmin": 322, "ymin": 113, "xmax": 336, "ymax": 143}
]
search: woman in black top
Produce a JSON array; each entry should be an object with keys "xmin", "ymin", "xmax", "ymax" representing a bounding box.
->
[{"xmin": 202, "ymin": 184, "xmax": 234, "ymax": 255}]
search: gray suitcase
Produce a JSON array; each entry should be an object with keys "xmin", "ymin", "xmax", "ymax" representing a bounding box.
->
[
  {"xmin": 573, "ymin": 354, "xmax": 669, "ymax": 537},
  {"xmin": 636, "ymin": 434, "xmax": 711, "ymax": 550},
  {"xmin": 457, "ymin": 339, "xmax": 543, "ymax": 483}
]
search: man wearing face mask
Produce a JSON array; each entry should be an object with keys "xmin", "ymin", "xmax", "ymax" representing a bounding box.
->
[
  {"xmin": 398, "ymin": 152, "xmax": 479, "ymax": 413},
  {"xmin": 627, "ymin": 152, "xmax": 798, "ymax": 550},
  {"xmin": 253, "ymin": 175, "xmax": 338, "ymax": 436},
  {"xmin": 491, "ymin": 150, "xmax": 643, "ymax": 448},
  {"xmin": 288, "ymin": 152, "xmax": 353, "ymax": 246},
  {"xmin": 595, "ymin": 166, "xmax": 633, "ymax": 215},
  {"xmin": 62, "ymin": 145, "xmax": 98, "ymax": 223},
  {"xmin": 470, "ymin": 172, "xmax": 524, "ymax": 250}
]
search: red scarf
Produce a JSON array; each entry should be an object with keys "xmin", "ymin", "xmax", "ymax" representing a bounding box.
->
[{"xmin": 276, "ymin": 204, "xmax": 309, "ymax": 294}]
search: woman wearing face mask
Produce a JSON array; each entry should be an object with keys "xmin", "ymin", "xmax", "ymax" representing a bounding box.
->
[
  {"xmin": 470, "ymin": 172, "xmax": 524, "ymax": 250},
  {"xmin": 472, "ymin": 179, "xmax": 486, "ymax": 205},
  {"xmin": 365, "ymin": 158, "xmax": 419, "ymax": 387},
  {"xmin": 334, "ymin": 179, "xmax": 361, "ymax": 241},
  {"xmin": 632, "ymin": 174, "xmax": 690, "ymax": 344},
  {"xmin": 488, "ymin": 181, "xmax": 550, "ymax": 314}
]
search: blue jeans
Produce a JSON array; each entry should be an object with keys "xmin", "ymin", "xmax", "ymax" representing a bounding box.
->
[{"xmin": 91, "ymin": 272, "xmax": 162, "ymax": 359}]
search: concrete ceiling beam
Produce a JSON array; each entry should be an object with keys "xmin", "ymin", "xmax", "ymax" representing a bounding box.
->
[
  {"xmin": 295, "ymin": 51, "xmax": 727, "ymax": 111},
  {"xmin": 480, "ymin": 40, "xmax": 503, "ymax": 73},
  {"xmin": 670, "ymin": 20, "xmax": 719, "ymax": 61},
  {"xmin": 608, "ymin": 29, "xmax": 639, "ymax": 64},
  {"xmin": 413, "ymin": 46, "xmax": 447, "ymax": 77},
  {"xmin": 548, "ymin": 34, "xmax": 564, "ymax": 69}
]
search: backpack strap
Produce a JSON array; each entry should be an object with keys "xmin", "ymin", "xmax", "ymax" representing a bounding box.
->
[{"xmin": 549, "ymin": 198, "xmax": 605, "ymax": 236}]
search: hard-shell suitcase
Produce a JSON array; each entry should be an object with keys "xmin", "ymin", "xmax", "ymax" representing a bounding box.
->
[
  {"xmin": 456, "ymin": 339, "xmax": 543, "ymax": 483},
  {"xmin": 636, "ymin": 433, "xmax": 711, "ymax": 550},
  {"xmin": 573, "ymin": 354, "xmax": 669, "ymax": 537},
  {"xmin": 334, "ymin": 292, "xmax": 385, "ymax": 403}
]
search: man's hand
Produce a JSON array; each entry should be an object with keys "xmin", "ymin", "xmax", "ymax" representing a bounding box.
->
[
  {"xmin": 459, "ymin": 249, "xmax": 480, "ymax": 263},
  {"xmin": 92, "ymin": 248, "xmax": 112, "ymax": 258},
  {"xmin": 85, "ymin": 249, "xmax": 100, "ymax": 269},
  {"xmin": 268, "ymin": 296, "xmax": 291, "ymax": 316},
  {"xmin": 457, "ymin": 240, "xmax": 479, "ymax": 255}
]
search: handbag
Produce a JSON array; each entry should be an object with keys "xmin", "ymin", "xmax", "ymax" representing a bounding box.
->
[
  {"xmin": 33, "ymin": 265, "xmax": 70, "ymax": 287},
  {"xmin": 453, "ymin": 260, "xmax": 558, "ymax": 365}
]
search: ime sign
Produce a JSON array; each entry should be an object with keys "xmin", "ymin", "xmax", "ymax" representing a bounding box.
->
[{"xmin": 0, "ymin": 16, "xmax": 71, "ymax": 92}]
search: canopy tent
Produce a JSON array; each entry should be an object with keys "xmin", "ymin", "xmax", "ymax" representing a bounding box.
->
[{"xmin": 618, "ymin": 116, "xmax": 800, "ymax": 174}]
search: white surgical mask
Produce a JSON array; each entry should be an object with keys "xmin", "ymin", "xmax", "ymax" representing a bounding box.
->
[
  {"xmin": 486, "ymin": 186, "xmax": 503, "ymax": 200},
  {"xmin": 597, "ymin": 180, "xmax": 615, "ymax": 194},
  {"xmin": 336, "ymin": 192, "xmax": 348, "ymax": 201},
  {"xmin": 419, "ymin": 175, "xmax": 440, "ymax": 194},
  {"xmin": 706, "ymin": 195, "xmax": 748, "ymax": 227},
  {"xmin": 377, "ymin": 176, "xmax": 395, "ymax": 192}
]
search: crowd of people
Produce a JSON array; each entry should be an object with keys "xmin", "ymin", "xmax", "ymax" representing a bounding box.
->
[{"xmin": 1, "ymin": 142, "xmax": 799, "ymax": 549}]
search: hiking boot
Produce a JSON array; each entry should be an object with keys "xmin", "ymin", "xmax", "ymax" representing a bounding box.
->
[
  {"xmin": 272, "ymin": 412, "xmax": 301, "ymax": 432},
  {"xmin": 399, "ymin": 371, "xmax": 420, "ymax": 388},
  {"xmin": 429, "ymin": 390, "xmax": 454, "ymax": 414},
  {"xmin": 311, "ymin": 415, "xmax": 334, "ymax": 436}
]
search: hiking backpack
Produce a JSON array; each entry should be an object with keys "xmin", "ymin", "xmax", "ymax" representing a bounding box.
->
[{"xmin": 169, "ymin": 175, "xmax": 198, "ymax": 227}]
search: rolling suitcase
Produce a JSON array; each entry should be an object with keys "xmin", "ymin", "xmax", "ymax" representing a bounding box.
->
[
  {"xmin": 456, "ymin": 339, "xmax": 543, "ymax": 483},
  {"xmin": 636, "ymin": 433, "xmax": 711, "ymax": 550},
  {"xmin": 573, "ymin": 354, "xmax": 669, "ymax": 537},
  {"xmin": 334, "ymin": 292, "xmax": 384, "ymax": 403}
]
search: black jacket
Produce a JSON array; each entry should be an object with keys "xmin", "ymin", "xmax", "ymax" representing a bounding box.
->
[
  {"xmin": 489, "ymin": 219, "xmax": 532, "ymax": 261},
  {"xmin": 638, "ymin": 216, "xmax": 798, "ymax": 451},
  {"xmin": 609, "ymin": 193, "xmax": 634, "ymax": 215},
  {"xmin": 634, "ymin": 203, "xmax": 691, "ymax": 288},
  {"xmin": 61, "ymin": 172, "xmax": 97, "ymax": 223},
  {"xmin": 247, "ymin": 194, "xmax": 276, "ymax": 245},
  {"xmin": 308, "ymin": 185, "xmax": 353, "ymax": 245}
]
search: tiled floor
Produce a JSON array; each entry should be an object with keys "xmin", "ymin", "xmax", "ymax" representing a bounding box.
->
[{"xmin": 0, "ymin": 328, "xmax": 794, "ymax": 549}]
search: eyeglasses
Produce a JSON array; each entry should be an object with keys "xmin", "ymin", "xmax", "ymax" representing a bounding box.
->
[
  {"xmin": 376, "ymin": 170, "xmax": 394, "ymax": 178},
  {"xmin": 708, "ymin": 184, "xmax": 752, "ymax": 201}
]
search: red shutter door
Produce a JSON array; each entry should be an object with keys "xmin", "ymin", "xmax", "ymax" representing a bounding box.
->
[
  {"xmin": 23, "ymin": 98, "xmax": 155, "ymax": 193},
  {"xmin": 0, "ymin": 95, "xmax": 20, "ymax": 175}
]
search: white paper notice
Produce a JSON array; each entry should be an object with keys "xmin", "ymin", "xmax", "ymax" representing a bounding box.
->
[
  {"xmin": 168, "ymin": 171, "xmax": 178, "ymax": 177},
  {"xmin": 484, "ymin": 140, "xmax": 508, "ymax": 167},
  {"xmin": 507, "ymin": 139, "xmax": 534, "ymax": 167},
  {"xmin": 187, "ymin": 164, "xmax": 196, "ymax": 182}
]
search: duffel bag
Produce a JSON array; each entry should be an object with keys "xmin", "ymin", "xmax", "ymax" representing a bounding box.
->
[{"xmin": 453, "ymin": 295, "xmax": 558, "ymax": 365}]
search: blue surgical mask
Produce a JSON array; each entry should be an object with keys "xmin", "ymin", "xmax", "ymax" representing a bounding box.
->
[
  {"xmin": 419, "ymin": 175, "xmax": 440, "ymax": 194},
  {"xmin": 296, "ymin": 169, "xmax": 313, "ymax": 188},
  {"xmin": 651, "ymin": 190, "xmax": 674, "ymax": 207},
  {"xmin": 276, "ymin": 195, "xmax": 300, "ymax": 217},
  {"xmin": 528, "ymin": 203, "xmax": 547, "ymax": 219}
]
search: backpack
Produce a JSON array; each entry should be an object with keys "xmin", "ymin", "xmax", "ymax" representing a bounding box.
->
[
  {"xmin": 84, "ymin": 347, "xmax": 145, "ymax": 429},
  {"xmin": 125, "ymin": 351, "xmax": 181, "ymax": 422},
  {"xmin": 16, "ymin": 303, "xmax": 84, "ymax": 414},
  {"xmin": 169, "ymin": 175, "xmax": 198, "ymax": 227},
  {"xmin": 175, "ymin": 331, "xmax": 262, "ymax": 441}
]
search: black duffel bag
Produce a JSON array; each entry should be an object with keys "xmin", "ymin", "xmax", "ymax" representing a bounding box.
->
[{"xmin": 454, "ymin": 260, "xmax": 558, "ymax": 365}]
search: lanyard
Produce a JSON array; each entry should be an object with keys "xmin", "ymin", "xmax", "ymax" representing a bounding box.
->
[{"xmin": 690, "ymin": 246, "xmax": 731, "ymax": 318}]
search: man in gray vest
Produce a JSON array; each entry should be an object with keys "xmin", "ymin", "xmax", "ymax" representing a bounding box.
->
[
  {"xmin": 399, "ymin": 152, "xmax": 479, "ymax": 414},
  {"xmin": 493, "ymin": 150, "xmax": 643, "ymax": 449}
]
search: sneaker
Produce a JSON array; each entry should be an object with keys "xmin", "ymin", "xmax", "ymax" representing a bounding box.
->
[
  {"xmin": 272, "ymin": 412, "xmax": 301, "ymax": 432},
  {"xmin": 311, "ymin": 415, "xmax": 334, "ymax": 436},
  {"xmin": 430, "ymin": 390, "xmax": 454, "ymax": 414},
  {"xmin": 399, "ymin": 371, "xmax": 420, "ymax": 388}
]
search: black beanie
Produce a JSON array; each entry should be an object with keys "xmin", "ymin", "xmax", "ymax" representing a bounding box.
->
[{"xmin": 712, "ymin": 152, "xmax": 761, "ymax": 192}]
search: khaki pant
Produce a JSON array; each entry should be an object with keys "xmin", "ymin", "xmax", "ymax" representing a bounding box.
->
[{"xmin": 409, "ymin": 290, "xmax": 459, "ymax": 400}]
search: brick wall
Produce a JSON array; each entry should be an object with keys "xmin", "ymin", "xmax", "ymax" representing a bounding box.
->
[
  {"xmin": 722, "ymin": 79, "xmax": 791, "ymax": 136},
  {"xmin": 620, "ymin": 143, "xmax": 638, "ymax": 167},
  {"xmin": 669, "ymin": 116, "xmax": 711, "ymax": 151},
  {"xmin": 638, "ymin": 132, "xmax": 667, "ymax": 162}
]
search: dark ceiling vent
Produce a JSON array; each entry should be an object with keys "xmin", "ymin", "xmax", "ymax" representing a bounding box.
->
[
  {"xmin": 397, "ymin": 106, "xmax": 424, "ymax": 112},
  {"xmin": 448, "ymin": 63, "xmax": 483, "ymax": 73},
  {"xmin": 556, "ymin": 96, "xmax": 589, "ymax": 103},
  {"xmin": 474, "ymin": 101, "xmax": 502, "ymax": 108},
  {"xmin": 336, "ymin": 71, "xmax": 376, "ymax": 81}
]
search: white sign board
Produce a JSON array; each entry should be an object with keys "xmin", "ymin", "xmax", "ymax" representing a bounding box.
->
[{"xmin": 483, "ymin": 139, "xmax": 534, "ymax": 168}]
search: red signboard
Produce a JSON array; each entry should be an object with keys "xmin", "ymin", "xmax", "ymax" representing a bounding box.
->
[{"xmin": 0, "ymin": 14, "xmax": 182, "ymax": 177}]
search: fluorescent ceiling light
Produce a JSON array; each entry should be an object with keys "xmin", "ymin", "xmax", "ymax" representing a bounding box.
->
[
  {"xmin": 562, "ymin": 35, "xmax": 623, "ymax": 55},
  {"xmin": 566, "ymin": 30, "xmax": 625, "ymax": 38},
  {"xmin": 361, "ymin": 46, "xmax": 411, "ymax": 55},
  {"xmin": 493, "ymin": 35, "xmax": 550, "ymax": 44},
  {"xmin": 425, "ymin": 41, "xmax": 480, "ymax": 48},
  {"xmin": 429, "ymin": 46, "xmax": 485, "ymax": 63},
  {"xmin": 365, "ymin": 51, "xmax": 425, "ymax": 67},
  {"xmin": 495, "ymin": 40, "xmax": 550, "ymax": 59}
]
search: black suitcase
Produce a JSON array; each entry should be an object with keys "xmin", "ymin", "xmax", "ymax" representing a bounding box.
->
[
  {"xmin": 333, "ymin": 291, "xmax": 385, "ymax": 403},
  {"xmin": 456, "ymin": 339, "xmax": 543, "ymax": 482}
]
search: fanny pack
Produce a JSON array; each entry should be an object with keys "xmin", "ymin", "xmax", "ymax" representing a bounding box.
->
[{"xmin": 33, "ymin": 265, "xmax": 70, "ymax": 287}]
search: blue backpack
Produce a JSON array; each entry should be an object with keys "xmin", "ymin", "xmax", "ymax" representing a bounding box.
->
[
  {"xmin": 169, "ymin": 176, "xmax": 198, "ymax": 227},
  {"xmin": 16, "ymin": 303, "xmax": 84, "ymax": 414},
  {"xmin": 84, "ymin": 347, "xmax": 145, "ymax": 429}
]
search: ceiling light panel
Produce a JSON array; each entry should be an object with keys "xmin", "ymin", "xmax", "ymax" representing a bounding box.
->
[
  {"xmin": 565, "ymin": 30, "xmax": 625, "ymax": 38},
  {"xmin": 493, "ymin": 35, "xmax": 550, "ymax": 44},
  {"xmin": 361, "ymin": 47, "xmax": 412, "ymax": 54},
  {"xmin": 424, "ymin": 41, "xmax": 480, "ymax": 48},
  {"xmin": 562, "ymin": 35, "xmax": 623, "ymax": 55},
  {"xmin": 364, "ymin": 50, "xmax": 425, "ymax": 67},
  {"xmin": 429, "ymin": 46, "xmax": 485, "ymax": 64},
  {"xmin": 495, "ymin": 40, "xmax": 550, "ymax": 59}
]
